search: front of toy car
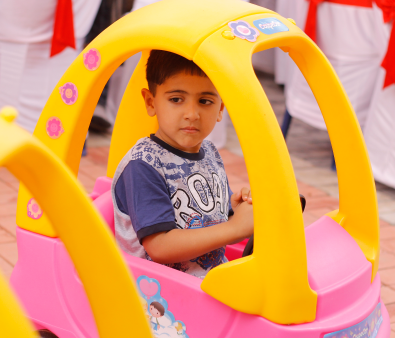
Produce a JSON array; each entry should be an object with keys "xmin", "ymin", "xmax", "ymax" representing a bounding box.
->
[{"xmin": 9, "ymin": 0, "xmax": 390, "ymax": 337}]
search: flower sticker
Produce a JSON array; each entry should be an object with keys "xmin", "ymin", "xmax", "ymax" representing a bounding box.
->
[
  {"xmin": 83, "ymin": 48, "xmax": 101, "ymax": 71},
  {"xmin": 59, "ymin": 82, "xmax": 78, "ymax": 105},
  {"xmin": 46, "ymin": 117, "xmax": 64, "ymax": 139},
  {"xmin": 27, "ymin": 198, "xmax": 43, "ymax": 220},
  {"xmin": 228, "ymin": 20, "xmax": 259, "ymax": 42}
]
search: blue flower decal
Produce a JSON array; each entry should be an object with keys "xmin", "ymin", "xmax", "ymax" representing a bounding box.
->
[{"xmin": 228, "ymin": 20, "xmax": 259, "ymax": 42}]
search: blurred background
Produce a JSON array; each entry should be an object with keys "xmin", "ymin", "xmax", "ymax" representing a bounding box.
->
[{"xmin": 1, "ymin": 0, "xmax": 395, "ymax": 331}]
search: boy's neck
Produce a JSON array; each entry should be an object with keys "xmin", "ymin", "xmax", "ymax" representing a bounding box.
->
[
  {"xmin": 150, "ymin": 134, "xmax": 205, "ymax": 161},
  {"xmin": 154, "ymin": 130, "xmax": 202, "ymax": 154}
]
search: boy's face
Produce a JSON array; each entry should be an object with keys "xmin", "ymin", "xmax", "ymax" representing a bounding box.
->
[{"xmin": 142, "ymin": 72, "xmax": 224, "ymax": 153}]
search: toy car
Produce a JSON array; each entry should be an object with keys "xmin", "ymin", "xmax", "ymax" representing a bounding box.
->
[
  {"xmin": 0, "ymin": 107, "xmax": 152, "ymax": 338},
  {"xmin": 9, "ymin": 0, "xmax": 390, "ymax": 337}
]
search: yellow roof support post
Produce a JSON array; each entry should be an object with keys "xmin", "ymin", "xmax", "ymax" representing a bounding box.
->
[
  {"xmin": 285, "ymin": 35, "xmax": 380, "ymax": 282},
  {"xmin": 200, "ymin": 9, "xmax": 379, "ymax": 323},
  {"xmin": 198, "ymin": 14, "xmax": 317, "ymax": 325},
  {"xmin": 0, "ymin": 108, "xmax": 152, "ymax": 338}
]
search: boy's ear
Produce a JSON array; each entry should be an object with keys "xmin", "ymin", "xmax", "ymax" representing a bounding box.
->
[
  {"xmin": 141, "ymin": 88, "xmax": 156, "ymax": 117},
  {"xmin": 217, "ymin": 101, "xmax": 225, "ymax": 122}
]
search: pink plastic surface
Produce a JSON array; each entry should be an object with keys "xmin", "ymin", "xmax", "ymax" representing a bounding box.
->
[
  {"xmin": 92, "ymin": 191, "xmax": 114, "ymax": 235},
  {"xmin": 89, "ymin": 176, "xmax": 112, "ymax": 201},
  {"xmin": 10, "ymin": 176, "xmax": 391, "ymax": 337}
]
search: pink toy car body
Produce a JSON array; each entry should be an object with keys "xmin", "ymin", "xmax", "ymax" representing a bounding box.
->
[{"xmin": 11, "ymin": 177, "xmax": 390, "ymax": 338}]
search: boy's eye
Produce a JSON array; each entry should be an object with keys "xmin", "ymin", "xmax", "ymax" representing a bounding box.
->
[
  {"xmin": 170, "ymin": 97, "xmax": 182, "ymax": 103},
  {"xmin": 200, "ymin": 99, "xmax": 213, "ymax": 105}
]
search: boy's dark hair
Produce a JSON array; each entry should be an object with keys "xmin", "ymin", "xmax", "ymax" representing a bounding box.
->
[
  {"xmin": 150, "ymin": 301, "xmax": 165, "ymax": 316},
  {"xmin": 146, "ymin": 50, "xmax": 207, "ymax": 96}
]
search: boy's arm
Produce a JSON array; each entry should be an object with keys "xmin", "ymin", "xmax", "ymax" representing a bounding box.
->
[{"xmin": 142, "ymin": 201, "xmax": 253, "ymax": 264}]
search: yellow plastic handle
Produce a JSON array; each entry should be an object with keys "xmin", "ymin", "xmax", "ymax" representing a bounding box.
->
[
  {"xmin": 0, "ymin": 108, "xmax": 152, "ymax": 338},
  {"xmin": 200, "ymin": 12, "xmax": 378, "ymax": 324}
]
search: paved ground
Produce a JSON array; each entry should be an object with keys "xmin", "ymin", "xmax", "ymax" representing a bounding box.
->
[{"xmin": 1, "ymin": 72, "xmax": 395, "ymax": 335}]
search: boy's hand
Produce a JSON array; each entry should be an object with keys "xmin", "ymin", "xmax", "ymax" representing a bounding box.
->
[
  {"xmin": 229, "ymin": 200, "xmax": 254, "ymax": 240},
  {"xmin": 231, "ymin": 187, "xmax": 252, "ymax": 210}
]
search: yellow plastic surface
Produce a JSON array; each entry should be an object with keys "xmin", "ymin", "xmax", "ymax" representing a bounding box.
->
[
  {"xmin": 13, "ymin": 0, "xmax": 379, "ymax": 325},
  {"xmin": 197, "ymin": 14, "xmax": 317, "ymax": 324},
  {"xmin": 198, "ymin": 12, "xmax": 378, "ymax": 322},
  {"xmin": 16, "ymin": 0, "xmax": 272, "ymax": 238},
  {"xmin": 0, "ymin": 108, "xmax": 38, "ymax": 338},
  {"xmin": 0, "ymin": 109, "xmax": 152, "ymax": 338},
  {"xmin": 0, "ymin": 271, "xmax": 38, "ymax": 338}
]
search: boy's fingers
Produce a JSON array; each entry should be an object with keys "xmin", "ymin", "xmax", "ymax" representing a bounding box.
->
[{"xmin": 241, "ymin": 187, "xmax": 250, "ymax": 201}]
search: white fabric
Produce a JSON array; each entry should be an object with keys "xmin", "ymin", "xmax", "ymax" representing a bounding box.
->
[
  {"xmin": 0, "ymin": 38, "xmax": 84, "ymax": 132},
  {"xmin": 132, "ymin": 0, "xmax": 161, "ymax": 11},
  {"xmin": 274, "ymin": 0, "xmax": 303, "ymax": 85},
  {"xmin": 251, "ymin": 0, "xmax": 276, "ymax": 75},
  {"xmin": 285, "ymin": 0, "xmax": 381, "ymax": 130},
  {"xmin": 0, "ymin": 0, "xmax": 100, "ymax": 132},
  {"xmin": 106, "ymin": 52, "xmax": 142, "ymax": 125},
  {"xmin": 363, "ymin": 5, "xmax": 395, "ymax": 188},
  {"xmin": 0, "ymin": 0, "xmax": 100, "ymax": 42}
]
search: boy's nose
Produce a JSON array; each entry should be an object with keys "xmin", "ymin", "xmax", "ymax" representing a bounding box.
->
[{"xmin": 184, "ymin": 103, "xmax": 200, "ymax": 121}]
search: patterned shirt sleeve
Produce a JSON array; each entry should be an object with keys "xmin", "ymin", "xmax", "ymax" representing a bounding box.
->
[{"xmin": 114, "ymin": 159, "xmax": 177, "ymax": 243}]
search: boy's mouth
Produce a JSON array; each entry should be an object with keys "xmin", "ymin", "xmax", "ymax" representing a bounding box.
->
[{"xmin": 181, "ymin": 127, "xmax": 199, "ymax": 133}]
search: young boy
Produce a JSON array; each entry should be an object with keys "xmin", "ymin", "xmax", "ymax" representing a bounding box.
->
[{"xmin": 112, "ymin": 50, "xmax": 254, "ymax": 278}]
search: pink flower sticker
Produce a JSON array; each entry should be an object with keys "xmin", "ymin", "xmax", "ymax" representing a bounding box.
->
[
  {"xmin": 46, "ymin": 117, "xmax": 64, "ymax": 139},
  {"xmin": 59, "ymin": 82, "xmax": 78, "ymax": 105},
  {"xmin": 27, "ymin": 198, "xmax": 43, "ymax": 220},
  {"xmin": 83, "ymin": 48, "xmax": 101, "ymax": 71}
]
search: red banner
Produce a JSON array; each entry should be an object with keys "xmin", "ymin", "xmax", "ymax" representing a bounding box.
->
[
  {"xmin": 50, "ymin": 0, "xmax": 76, "ymax": 57},
  {"xmin": 304, "ymin": 0, "xmax": 373, "ymax": 42},
  {"xmin": 375, "ymin": 0, "xmax": 395, "ymax": 88}
]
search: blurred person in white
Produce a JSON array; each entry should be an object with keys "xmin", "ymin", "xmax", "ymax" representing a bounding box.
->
[
  {"xmin": 274, "ymin": 0, "xmax": 302, "ymax": 85},
  {"xmin": 0, "ymin": 0, "xmax": 101, "ymax": 133},
  {"xmin": 363, "ymin": 0, "xmax": 395, "ymax": 188},
  {"xmin": 106, "ymin": 0, "xmax": 250, "ymax": 150},
  {"xmin": 284, "ymin": 0, "xmax": 381, "ymax": 132}
]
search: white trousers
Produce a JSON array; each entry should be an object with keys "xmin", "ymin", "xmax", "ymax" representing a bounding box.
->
[
  {"xmin": 363, "ymin": 5, "xmax": 395, "ymax": 188},
  {"xmin": 0, "ymin": 38, "xmax": 84, "ymax": 133},
  {"xmin": 285, "ymin": 0, "xmax": 381, "ymax": 130}
]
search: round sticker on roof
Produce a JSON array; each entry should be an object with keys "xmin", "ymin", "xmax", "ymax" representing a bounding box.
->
[
  {"xmin": 83, "ymin": 48, "xmax": 101, "ymax": 71},
  {"xmin": 59, "ymin": 82, "xmax": 78, "ymax": 105},
  {"xmin": 46, "ymin": 117, "xmax": 65, "ymax": 139},
  {"xmin": 228, "ymin": 20, "xmax": 259, "ymax": 43},
  {"xmin": 27, "ymin": 198, "xmax": 43, "ymax": 220}
]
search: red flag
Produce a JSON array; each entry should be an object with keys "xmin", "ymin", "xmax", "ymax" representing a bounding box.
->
[
  {"xmin": 376, "ymin": 0, "xmax": 395, "ymax": 88},
  {"xmin": 50, "ymin": 0, "xmax": 76, "ymax": 57}
]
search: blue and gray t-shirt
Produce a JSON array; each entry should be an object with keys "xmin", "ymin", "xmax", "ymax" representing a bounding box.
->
[{"xmin": 112, "ymin": 134, "xmax": 233, "ymax": 278}]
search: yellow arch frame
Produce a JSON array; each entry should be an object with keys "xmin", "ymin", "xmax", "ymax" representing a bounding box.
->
[
  {"xmin": 15, "ymin": 0, "xmax": 379, "ymax": 325},
  {"xmin": 0, "ymin": 271, "xmax": 37, "ymax": 338},
  {"xmin": 0, "ymin": 108, "xmax": 152, "ymax": 337}
]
